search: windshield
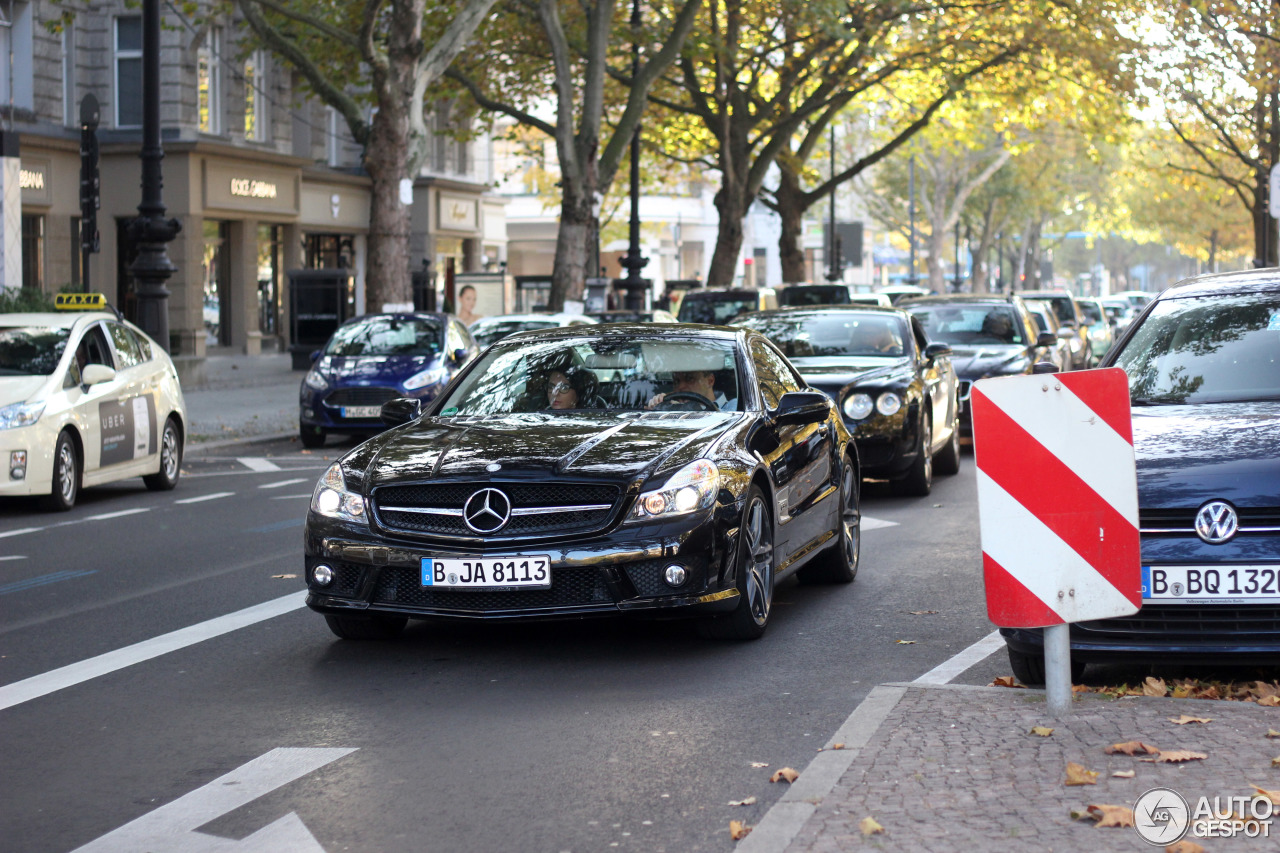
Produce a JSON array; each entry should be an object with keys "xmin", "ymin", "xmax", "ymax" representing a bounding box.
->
[
  {"xmin": 1024, "ymin": 296, "xmax": 1074, "ymax": 325},
  {"xmin": 1078, "ymin": 301, "xmax": 1103, "ymax": 324},
  {"xmin": 471, "ymin": 320, "xmax": 557, "ymax": 348},
  {"xmin": 678, "ymin": 297, "xmax": 757, "ymax": 324},
  {"xmin": 1116, "ymin": 293, "xmax": 1280, "ymax": 405},
  {"xmin": 909, "ymin": 305, "xmax": 1024, "ymax": 346},
  {"xmin": 324, "ymin": 316, "xmax": 443, "ymax": 357},
  {"xmin": 779, "ymin": 288, "xmax": 849, "ymax": 306},
  {"xmin": 0, "ymin": 326, "xmax": 72, "ymax": 376},
  {"xmin": 734, "ymin": 312, "xmax": 907, "ymax": 358},
  {"xmin": 438, "ymin": 335, "xmax": 741, "ymax": 415}
]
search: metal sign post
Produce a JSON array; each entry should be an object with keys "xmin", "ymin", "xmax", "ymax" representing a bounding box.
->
[{"xmin": 79, "ymin": 94, "xmax": 101, "ymax": 293}]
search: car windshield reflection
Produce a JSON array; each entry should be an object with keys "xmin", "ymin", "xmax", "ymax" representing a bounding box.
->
[
  {"xmin": 0, "ymin": 326, "xmax": 72, "ymax": 376},
  {"xmin": 733, "ymin": 313, "xmax": 907, "ymax": 359},
  {"xmin": 324, "ymin": 316, "xmax": 444, "ymax": 357},
  {"xmin": 438, "ymin": 335, "xmax": 741, "ymax": 415}
]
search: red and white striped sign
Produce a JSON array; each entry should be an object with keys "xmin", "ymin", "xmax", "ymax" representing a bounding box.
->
[{"xmin": 971, "ymin": 368, "xmax": 1142, "ymax": 628}]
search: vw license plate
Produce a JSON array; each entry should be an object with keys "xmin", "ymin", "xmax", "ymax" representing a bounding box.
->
[
  {"xmin": 341, "ymin": 406, "xmax": 382, "ymax": 419},
  {"xmin": 1143, "ymin": 565, "xmax": 1280, "ymax": 604},
  {"xmin": 422, "ymin": 557, "xmax": 552, "ymax": 590}
]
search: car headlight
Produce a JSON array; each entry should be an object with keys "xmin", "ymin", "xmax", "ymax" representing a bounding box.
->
[
  {"xmin": 875, "ymin": 392, "xmax": 902, "ymax": 416},
  {"xmin": 310, "ymin": 462, "xmax": 368, "ymax": 523},
  {"xmin": 403, "ymin": 366, "xmax": 448, "ymax": 391},
  {"xmin": 843, "ymin": 393, "xmax": 873, "ymax": 420},
  {"xmin": 304, "ymin": 369, "xmax": 328, "ymax": 391},
  {"xmin": 0, "ymin": 401, "xmax": 46, "ymax": 430},
  {"xmin": 628, "ymin": 459, "xmax": 719, "ymax": 522}
]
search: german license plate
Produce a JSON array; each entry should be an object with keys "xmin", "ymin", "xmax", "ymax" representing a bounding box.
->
[
  {"xmin": 342, "ymin": 405, "xmax": 382, "ymax": 419},
  {"xmin": 422, "ymin": 556, "xmax": 552, "ymax": 590},
  {"xmin": 1143, "ymin": 565, "xmax": 1280, "ymax": 604}
]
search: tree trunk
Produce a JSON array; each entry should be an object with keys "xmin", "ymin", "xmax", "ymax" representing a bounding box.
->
[
  {"xmin": 1024, "ymin": 220, "xmax": 1043, "ymax": 289},
  {"xmin": 775, "ymin": 166, "xmax": 808, "ymax": 284},
  {"xmin": 363, "ymin": 107, "xmax": 412, "ymax": 308},
  {"xmin": 926, "ymin": 230, "xmax": 946, "ymax": 293},
  {"xmin": 708, "ymin": 182, "xmax": 749, "ymax": 288},
  {"xmin": 551, "ymin": 176, "xmax": 595, "ymax": 308}
]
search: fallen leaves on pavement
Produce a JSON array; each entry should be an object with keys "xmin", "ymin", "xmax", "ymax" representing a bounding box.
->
[
  {"xmin": 991, "ymin": 676, "xmax": 1025, "ymax": 688},
  {"xmin": 1104, "ymin": 741, "xmax": 1159, "ymax": 756},
  {"xmin": 1065, "ymin": 762, "xmax": 1099, "ymax": 785},
  {"xmin": 1169, "ymin": 715, "xmax": 1213, "ymax": 725},
  {"xmin": 1111, "ymin": 770, "xmax": 1136, "ymax": 778},
  {"xmin": 906, "ymin": 610, "xmax": 938, "ymax": 615},
  {"xmin": 750, "ymin": 762, "xmax": 769, "ymax": 768},
  {"xmin": 1252, "ymin": 785, "xmax": 1280, "ymax": 805},
  {"xmin": 1074, "ymin": 677, "xmax": 1280, "ymax": 703},
  {"xmin": 729, "ymin": 820, "xmax": 751, "ymax": 841},
  {"xmin": 1030, "ymin": 726, "xmax": 1054, "ymax": 737},
  {"xmin": 1085, "ymin": 804, "xmax": 1134, "ymax": 828},
  {"xmin": 895, "ymin": 639, "xmax": 917, "ymax": 645},
  {"xmin": 1268, "ymin": 729, "xmax": 1280, "ymax": 738},
  {"xmin": 1165, "ymin": 841, "xmax": 1206, "ymax": 853},
  {"xmin": 271, "ymin": 573, "xmax": 298, "ymax": 579},
  {"xmin": 770, "ymin": 767, "xmax": 799, "ymax": 783},
  {"xmin": 1143, "ymin": 677, "xmax": 1167, "ymax": 696},
  {"xmin": 859, "ymin": 817, "xmax": 884, "ymax": 836},
  {"xmin": 1152, "ymin": 749, "xmax": 1208, "ymax": 763},
  {"xmin": 727, "ymin": 796, "xmax": 757, "ymax": 807}
]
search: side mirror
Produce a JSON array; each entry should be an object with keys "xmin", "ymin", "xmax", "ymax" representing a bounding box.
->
[
  {"xmin": 451, "ymin": 347, "xmax": 469, "ymax": 364},
  {"xmin": 1035, "ymin": 331, "xmax": 1057, "ymax": 349},
  {"xmin": 380, "ymin": 397, "xmax": 423, "ymax": 427},
  {"xmin": 922, "ymin": 342, "xmax": 952, "ymax": 360},
  {"xmin": 772, "ymin": 391, "xmax": 831, "ymax": 427},
  {"xmin": 1056, "ymin": 327, "xmax": 1077, "ymax": 340},
  {"xmin": 81, "ymin": 364, "xmax": 116, "ymax": 386},
  {"xmin": 1032, "ymin": 362, "xmax": 1060, "ymax": 375}
]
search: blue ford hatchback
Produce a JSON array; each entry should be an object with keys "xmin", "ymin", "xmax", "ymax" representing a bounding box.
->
[
  {"xmin": 299, "ymin": 313, "xmax": 477, "ymax": 448},
  {"xmin": 1001, "ymin": 269, "xmax": 1280, "ymax": 683}
]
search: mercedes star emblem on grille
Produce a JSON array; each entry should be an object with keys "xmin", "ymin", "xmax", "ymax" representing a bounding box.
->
[
  {"xmin": 463, "ymin": 488, "xmax": 512, "ymax": 533},
  {"xmin": 1195, "ymin": 500, "xmax": 1238, "ymax": 544}
]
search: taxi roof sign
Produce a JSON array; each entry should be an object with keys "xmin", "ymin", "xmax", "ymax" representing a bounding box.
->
[{"xmin": 55, "ymin": 293, "xmax": 108, "ymax": 311}]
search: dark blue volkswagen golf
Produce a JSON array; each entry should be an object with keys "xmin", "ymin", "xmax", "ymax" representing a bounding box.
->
[
  {"xmin": 1002, "ymin": 269, "xmax": 1280, "ymax": 683},
  {"xmin": 299, "ymin": 313, "xmax": 478, "ymax": 448}
]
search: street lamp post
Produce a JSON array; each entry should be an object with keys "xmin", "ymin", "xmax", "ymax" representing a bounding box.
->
[
  {"xmin": 617, "ymin": 0, "xmax": 648, "ymax": 310},
  {"xmin": 908, "ymin": 156, "xmax": 917, "ymax": 286},
  {"xmin": 826, "ymin": 125, "xmax": 840, "ymax": 282},
  {"xmin": 127, "ymin": 0, "xmax": 182, "ymax": 353}
]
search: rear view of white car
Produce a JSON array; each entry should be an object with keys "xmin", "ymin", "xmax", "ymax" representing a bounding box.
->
[{"xmin": 0, "ymin": 295, "xmax": 187, "ymax": 510}]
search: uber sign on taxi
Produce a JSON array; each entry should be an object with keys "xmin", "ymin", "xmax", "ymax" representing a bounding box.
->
[{"xmin": 0, "ymin": 297, "xmax": 187, "ymax": 510}]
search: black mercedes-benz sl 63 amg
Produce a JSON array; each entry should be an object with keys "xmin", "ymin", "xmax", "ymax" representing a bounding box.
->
[{"xmin": 304, "ymin": 323, "xmax": 859, "ymax": 641}]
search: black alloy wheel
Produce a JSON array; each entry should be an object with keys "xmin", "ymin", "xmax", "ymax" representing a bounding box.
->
[
  {"xmin": 894, "ymin": 415, "xmax": 933, "ymax": 497},
  {"xmin": 144, "ymin": 417, "xmax": 183, "ymax": 491},
  {"xmin": 42, "ymin": 430, "xmax": 80, "ymax": 511},
  {"xmin": 799, "ymin": 458, "xmax": 860, "ymax": 584},
  {"xmin": 324, "ymin": 612, "xmax": 409, "ymax": 641},
  {"xmin": 698, "ymin": 485, "xmax": 775, "ymax": 640}
]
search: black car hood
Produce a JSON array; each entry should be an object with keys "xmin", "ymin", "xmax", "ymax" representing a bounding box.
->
[
  {"xmin": 1133, "ymin": 402, "xmax": 1280, "ymax": 508},
  {"xmin": 946, "ymin": 345, "xmax": 1027, "ymax": 380},
  {"xmin": 361, "ymin": 411, "xmax": 738, "ymax": 487},
  {"xmin": 790, "ymin": 357, "xmax": 913, "ymax": 388}
]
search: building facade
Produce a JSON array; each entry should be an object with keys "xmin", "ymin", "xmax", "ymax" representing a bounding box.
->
[{"xmin": 3, "ymin": 0, "xmax": 504, "ymax": 376}]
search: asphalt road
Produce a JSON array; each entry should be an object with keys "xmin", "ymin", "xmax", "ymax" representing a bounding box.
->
[{"xmin": 1, "ymin": 440, "xmax": 1002, "ymax": 853}]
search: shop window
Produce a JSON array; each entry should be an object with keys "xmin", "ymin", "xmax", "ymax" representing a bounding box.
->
[
  {"xmin": 244, "ymin": 50, "xmax": 266, "ymax": 142},
  {"xmin": 21, "ymin": 215, "xmax": 43, "ymax": 290},
  {"xmin": 204, "ymin": 220, "xmax": 230, "ymax": 346},
  {"xmin": 257, "ymin": 224, "xmax": 282, "ymax": 335},
  {"xmin": 198, "ymin": 29, "xmax": 222, "ymax": 134},
  {"xmin": 304, "ymin": 233, "xmax": 353, "ymax": 269},
  {"xmin": 0, "ymin": 1, "xmax": 34, "ymax": 110},
  {"xmin": 114, "ymin": 16, "xmax": 142, "ymax": 128}
]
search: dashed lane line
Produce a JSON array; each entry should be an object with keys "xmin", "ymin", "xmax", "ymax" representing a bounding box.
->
[
  {"xmin": 0, "ymin": 555, "xmax": 28, "ymax": 561},
  {"xmin": 258, "ymin": 478, "xmax": 309, "ymax": 489},
  {"xmin": 84, "ymin": 508, "xmax": 150, "ymax": 521},
  {"xmin": 174, "ymin": 491, "xmax": 236, "ymax": 505},
  {"xmin": 860, "ymin": 515, "xmax": 898, "ymax": 531},
  {"xmin": 0, "ymin": 591, "xmax": 308, "ymax": 712},
  {"xmin": 0, "ymin": 570, "xmax": 98, "ymax": 595},
  {"xmin": 271, "ymin": 494, "xmax": 314, "ymax": 501},
  {"xmin": 237, "ymin": 457, "xmax": 282, "ymax": 473}
]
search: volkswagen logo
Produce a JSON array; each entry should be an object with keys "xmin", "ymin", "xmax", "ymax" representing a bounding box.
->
[
  {"xmin": 1195, "ymin": 500, "xmax": 1238, "ymax": 545},
  {"xmin": 463, "ymin": 488, "xmax": 512, "ymax": 534}
]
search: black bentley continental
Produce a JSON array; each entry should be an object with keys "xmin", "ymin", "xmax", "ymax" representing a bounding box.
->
[{"xmin": 304, "ymin": 324, "xmax": 860, "ymax": 641}]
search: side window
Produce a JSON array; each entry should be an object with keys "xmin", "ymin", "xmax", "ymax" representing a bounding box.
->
[
  {"xmin": 106, "ymin": 322, "xmax": 143, "ymax": 369},
  {"xmin": 445, "ymin": 322, "xmax": 464, "ymax": 353},
  {"xmin": 67, "ymin": 324, "xmax": 113, "ymax": 386},
  {"xmin": 751, "ymin": 340, "xmax": 801, "ymax": 409},
  {"xmin": 130, "ymin": 328, "xmax": 154, "ymax": 361}
]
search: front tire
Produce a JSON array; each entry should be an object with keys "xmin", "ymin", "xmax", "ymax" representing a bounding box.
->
[
  {"xmin": 799, "ymin": 459, "xmax": 859, "ymax": 584},
  {"xmin": 1007, "ymin": 645, "xmax": 1086, "ymax": 686},
  {"xmin": 41, "ymin": 430, "xmax": 80, "ymax": 511},
  {"xmin": 144, "ymin": 417, "xmax": 183, "ymax": 491},
  {"xmin": 893, "ymin": 415, "xmax": 933, "ymax": 496},
  {"xmin": 324, "ymin": 613, "xmax": 408, "ymax": 641},
  {"xmin": 698, "ymin": 485, "xmax": 775, "ymax": 640},
  {"xmin": 300, "ymin": 424, "xmax": 326, "ymax": 449}
]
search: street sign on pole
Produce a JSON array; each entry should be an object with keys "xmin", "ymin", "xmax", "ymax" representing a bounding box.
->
[{"xmin": 971, "ymin": 367, "xmax": 1142, "ymax": 714}]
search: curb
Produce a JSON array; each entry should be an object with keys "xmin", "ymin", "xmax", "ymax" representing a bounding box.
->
[{"xmin": 186, "ymin": 431, "xmax": 299, "ymax": 454}]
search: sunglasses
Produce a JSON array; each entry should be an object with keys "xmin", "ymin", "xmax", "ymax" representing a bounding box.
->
[{"xmin": 548, "ymin": 381, "xmax": 574, "ymax": 395}]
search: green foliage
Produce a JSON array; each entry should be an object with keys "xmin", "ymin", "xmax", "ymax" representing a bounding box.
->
[{"xmin": 0, "ymin": 288, "xmax": 59, "ymax": 314}]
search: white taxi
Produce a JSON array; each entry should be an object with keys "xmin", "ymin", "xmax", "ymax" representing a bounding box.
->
[{"xmin": 0, "ymin": 294, "xmax": 187, "ymax": 510}]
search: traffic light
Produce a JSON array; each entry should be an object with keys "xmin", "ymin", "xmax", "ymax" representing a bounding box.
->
[{"xmin": 79, "ymin": 94, "xmax": 100, "ymax": 254}]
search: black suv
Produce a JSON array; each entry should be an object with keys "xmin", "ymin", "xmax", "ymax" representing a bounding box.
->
[{"xmin": 1017, "ymin": 291, "xmax": 1092, "ymax": 369}]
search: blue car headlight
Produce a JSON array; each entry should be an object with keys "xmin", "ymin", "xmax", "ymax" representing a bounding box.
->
[
  {"xmin": 0, "ymin": 401, "xmax": 46, "ymax": 430},
  {"xmin": 403, "ymin": 366, "xmax": 448, "ymax": 391},
  {"xmin": 310, "ymin": 463, "xmax": 368, "ymax": 523},
  {"xmin": 628, "ymin": 459, "xmax": 719, "ymax": 522},
  {"xmin": 304, "ymin": 369, "xmax": 328, "ymax": 391}
]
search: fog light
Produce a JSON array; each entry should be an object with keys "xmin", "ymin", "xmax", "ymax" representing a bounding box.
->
[
  {"xmin": 303, "ymin": 407, "xmax": 315, "ymax": 418},
  {"xmin": 663, "ymin": 564, "xmax": 687, "ymax": 587},
  {"xmin": 9, "ymin": 450, "xmax": 26, "ymax": 481},
  {"xmin": 312, "ymin": 564, "xmax": 334, "ymax": 586}
]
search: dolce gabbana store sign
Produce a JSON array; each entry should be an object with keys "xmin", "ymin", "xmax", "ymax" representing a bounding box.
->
[
  {"xmin": 19, "ymin": 158, "xmax": 51, "ymax": 206},
  {"xmin": 203, "ymin": 159, "xmax": 299, "ymax": 215}
]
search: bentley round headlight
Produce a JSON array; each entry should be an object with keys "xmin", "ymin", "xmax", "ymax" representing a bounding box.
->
[
  {"xmin": 643, "ymin": 493, "xmax": 668, "ymax": 515},
  {"xmin": 843, "ymin": 393, "xmax": 873, "ymax": 420},
  {"xmin": 876, "ymin": 392, "xmax": 902, "ymax": 416}
]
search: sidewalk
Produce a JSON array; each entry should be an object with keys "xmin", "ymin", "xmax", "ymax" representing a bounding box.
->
[
  {"xmin": 182, "ymin": 351, "xmax": 302, "ymax": 445},
  {"xmin": 743, "ymin": 682, "xmax": 1279, "ymax": 852}
]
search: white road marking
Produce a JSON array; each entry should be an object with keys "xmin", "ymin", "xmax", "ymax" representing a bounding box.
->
[
  {"xmin": 258, "ymin": 478, "xmax": 308, "ymax": 489},
  {"xmin": 0, "ymin": 555, "xmax": 27, "ymax": 561},
  {"xmin": 84, "ymin": 508, "xmax": 151, "ymax": 521},
  {"xmin": 860, "ymin": 515, "xmax": 898, "ymax": 531},
  {"xmin": 271, "ymin": 494, "xmax": 314, "ymax": 501},
  {"xmin": 70, "ymin": 748, "xmax": 356, "ymax": 853},
  {"xmin": 0, "ymin": 591, "xmax": 308, "ymax": 712},
  {"xmin": 176, "ymin": 491, "xmax": 236, "ymax": 505},
  {"xmin": 912, "ymin": 630, "xmax": 1005, "ymax": 685},
  {"xmin": 237, "ymin": 457, "xmax": 282, "ymax": 473},
  {"xmin": 0, "ymin": 528, "xmax": 40, "ymax": 539}
]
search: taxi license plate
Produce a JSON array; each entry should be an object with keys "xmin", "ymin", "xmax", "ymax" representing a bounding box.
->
[
  {"xmin": 341, "ymin": 405, "xmax": 382, "ymax": 419},
  {"xmin": 422, "ymin": 557, "xmax": 552, "ymax": 590},
  {"xmin": 1143, "ymin": 565, "xmax": 1280, "ymax": 604}
]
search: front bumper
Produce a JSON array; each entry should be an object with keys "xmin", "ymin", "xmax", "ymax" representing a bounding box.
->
[
  {"xmin": 0, "ymin": 423, "xmax": 56, "ymax": 498},
  {"xmin": 304, "ymin": 507, "xmax": 742, "ymax": 622}
]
